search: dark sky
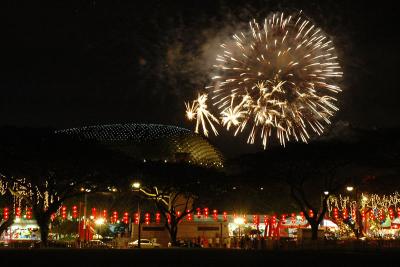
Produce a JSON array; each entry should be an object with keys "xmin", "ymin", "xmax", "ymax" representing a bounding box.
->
[{"xmin": 3, "ymin": 0, "xmax": 400, "ymax": 156}]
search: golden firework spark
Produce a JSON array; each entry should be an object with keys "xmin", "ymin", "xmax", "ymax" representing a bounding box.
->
[
  {"xmin": 185, "ymin": 93, "xmax": 219, "ymax": 137},
  {"xmin": 208, "ymin": 11, "xmax": 342, "ymax": 148}
]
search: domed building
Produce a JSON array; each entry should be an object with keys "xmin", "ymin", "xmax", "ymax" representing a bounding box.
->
[{"xmin": 56, "ymin": 123, "xmax": 223, "ymax": 168}]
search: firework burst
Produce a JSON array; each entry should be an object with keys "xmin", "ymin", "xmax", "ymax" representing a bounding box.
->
[
  {"xmin": 185, "ymin": 11, "xmax": 342, "ymax": 148},
  {"xmin": 185, "ymin": 93, "xmax": 219, "ymax": 137}
]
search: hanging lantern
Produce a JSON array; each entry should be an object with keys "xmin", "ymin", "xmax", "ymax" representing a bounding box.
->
[
  {"xmin": 91, "ymin": 208, "xmax": 97, "ymax": 219},
  {"xmin": 72, "ymin": 205, "xmax": 78, "ymax": 219},
  {"xmin": 134, "ymin": 213, "xmax": 139, "ymax": 224},
  {"xmin": 196, "ymin": 208, "xmax": 201, "ymax": 219},
  {"xmin": 281, "ymin": 214, "xmax": 286, "ymax": 224},
  {"xmin": 333, "ymin": 208, "xmax": 339, "ymax": 220},
  {"xmin": 213, "ymin": 209, "xmax": 218, "ymax": 221},
  {"xmin": 291, "ymin": 213, "xmax": 296, "ymax": 224},
  {"xmin": 16, "ymin": 207, "xmax": 21, "ymax": 219},
  {"xmin": 145, "ymin": 213, "xmax": 150, "ymax": 225},
  {"xmin": 253, "ymin": 215, "xmax": 260, "ymax": 225},
  {"xmin": 300, "ymin": 212, "xmax": 305, "ymax": 222},
  {"xmin": 361, "ymin": 209, "xmax": 365, "ymax": 220},
  {"xmin": 351, "ymin": 207, "xmax": 356, "ymax": 221},
  {"xmin": 379, "ymin": 209, "xmax": 385, "ymax": 221},
  {"xmin": 51, "ymin": 213, "xmax": 56, "ymax": 222},
  {"xmin": 397, "ymin": 208, "xmax": 400, "ymax": 218},
  {"xmin": 155, "ymin": 213, "xmax": 161, "ymax": 224},
  {"xmin": 204, "ymin": 208, "xmax": 209, "ymax": 219},
  {"xmin": 123, "ymin": 212, "xmax": 129, "ymax": 224},
  {"xmin": 187, "ymin": 210, "xmax": 193, "ymax": 221},
  {"xmin": 342, "ymin": 208, "xmax": 348, "ymax": 220},
  {"xmin": 223, "ymin": 212, "xmax": 227, "ymax": 222},
  {"xmin": 26, "ymin": 207, "xmax": 32, "ymax": 219},
  {"xmin": 309, "ymin": 210, "xmax": 314, "ymax": 218},
  {"xmin": 61, "ymin": 206, "xmax": 67, "ymax": 220},
  {"xmin": 264, "ymin": 215, "xmax": 269, "ymax": 226},
  {"xmin": 271, "ymin": 215, "xmax": 276, "ymax": 226},
  {"xmin": 369, "ymin": 211, "xmax": 375, "ymax": 220},
  {"xmin": 3, "ymin": 207, "xmax": 9, "ymax": 220},
  {"xmin": 167, "ymin": 213, "xmax": 171, "ymax": 224},
  {"xmin": 389, "ymin": 208, "xmax": 394, "ymax": 220},
  {"xmin": 112, "ymin": 211, "xmax": 118, "ymax": 223}
]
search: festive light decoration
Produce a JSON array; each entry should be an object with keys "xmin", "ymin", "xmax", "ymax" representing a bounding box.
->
[
  {"xmin": 72, "ymin": 206, "xmax": 78, "ymax": 219},
  {"xmin": 264, "ymin": 215, "xmax": 269, "ymax": 225},
  {"xmin": 186, "ymin": 11, "xmax": 342, "ymax": 148},
  {"xmin": 186, "ymin": 210, "xmax": 193, "ymax": 221},
  {"xmin": 134, "ymin": 213, "xmax": 139, "ymax": 224},
  {"xmin": 213, "ymin": 209, "xmax": 218, "ymax": 221},
  {"xmin": 26, "ymin": 207, "xmax": 32, "ymax": 219},
  {"xmin": 3, "ymin": 207, "xmax": 9, "ymax": 220},
  {"xmin": 309, "ymin": 210, "xmax": 314, "ymax": 218},
  {"xmin": 112, "ymin": 211, "xmax": 118, "ymax": 224},
  {"xmin": 102, "ymin": 209, "xmax": 107, "ymax": 221},
  {"xmin": 281, "ymin": 214, "xmax": 286, "ymax": 224},
  {"xmin": 61, "ymin": 206, "xmax": 67, "ymax": 220},
  {"xmin": 196, "ymin": 208, "xmax": 201, "ymax": 219},
  {"xmin": 145, "ymin": 213, "xmax": 150, "ymax": 225},
  {"xmin": 389, "ymin": 208, "xmax": 394, "ymax": 220},
  {"xmin": 15, "ymin": 207, "xmax": 21, "ymax": 219},
  {"xmin": 57, "ymin": 123, "xmax": 223, "ymax": 167},
  {"xmin": 333, "ymin": 208, "xmax": 339, "ymax": 220},
  {"xmin": 300, "ymin": 212, "xmax": 305, "ymax": 222},
  {"xmin": 342, "ymin": 208, "xmax": 348, "ymax": 220},
  {"xmin": 253, "ymin": 215, "xmax": 260, "ymax": 225},
  {"xmin": 204, "ymin": 208, "xmax": 209, "ymax": 219},
  {"xmin": 223, "ymin": 211, "xmax": 228, "ymax": 222},
  {"xmin": 155, "ymin": 213, "xmax": 161, "ymax": 224},
  {"xmin": 123, "ymin": 212, "xmax": 129, "ymax": 224},
  {"xmin": 291, "ymin": 213, "xmax": 296, "ymax": 224}
]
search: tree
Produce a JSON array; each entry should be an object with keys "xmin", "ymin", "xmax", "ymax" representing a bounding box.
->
[
  {"xmin": 133, "ymin": 161, "xmax": 222, "ymax": 246},
  {"xmin": 0, "ymin": 127, "xmax": 134, "ymax": 246}
]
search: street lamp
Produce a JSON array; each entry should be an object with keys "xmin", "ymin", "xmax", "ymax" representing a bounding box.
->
[
  {"xmin": 346, "ymin": 186, "xmax": 354, "ymax": 192},
  {"xmin": 234, "ymin": 217, "xmax": 245, "ymax": 240},
  {"xmin": 95, "ymin": 218, "xmax": 105, "ymax": 239},
  {"xmin": 323, "ymin": 191, "xmax": 329, "ymax": 196},
  {"xmin": 132, "ymin": 181, "xmax": 141, "ymax": 248}
]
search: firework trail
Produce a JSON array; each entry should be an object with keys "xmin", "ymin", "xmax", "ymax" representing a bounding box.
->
[
  {"xmin": 185, "ymin": 93, "xmax": 219, "ymax": 137},
  {"xmin": 186, "ymin": 11, "xmax": 342, "ymax": 148}
]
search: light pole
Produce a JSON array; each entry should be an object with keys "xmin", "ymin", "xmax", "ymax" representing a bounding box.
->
[{"xmin": 132, "ymin": 182, "xmax": 141, "ymax": 248}]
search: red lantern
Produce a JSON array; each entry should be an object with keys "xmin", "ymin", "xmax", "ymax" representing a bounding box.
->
[
  {"xmin": 333, "ymin": 208, "xmax": 339, "ymax": 220},
  {"xmin": 213, "ymin": 209, "xmax": 218, "ymax": 221},
  {"xmin": 361, "ymin": 209, "xmax": 365, "ymax": 220},
  {"xmin": 397, "ymin": 208, "xmax": 400, "ymax": 218},
  {"xmin": 379, "ymin": 209, "xmax": 385, "ymax": 221},
  {"xmin": 369, "ymin": 211, "xmax": 375, "ymax": 220},
  {"xmin": 72, "ymin": 205, "xmax": 78, "ymax": 219},
  {"xmin": 61, "ymin": 206, "xmax": 67, "ymax": 220},
  {"xmin": 123, "ymin": 212, "xmax": 129, "ymax": 224},
  {"xmin": 291, "ymin": 213, "xmax": 296, "ymax": 224},
  {"xmin": 204, "ymin": 208, "xmax": 209, "ymax": 219},
  {"xmin": 309, "ymin": 209, "xmax": 314, "ymax": 218},
  {"xmin": 155, "ymin": 213, "xmax": 161, "ymax": 224},
  {"xmin": 271, "ymin": 215, "xmax": 276, "ymax": 226},
  {"xmin": 26, "ymin": 207, "xmax": 32, "ymax": 219},
  {"xmin": 281, "ymin": 214, "xmax": 286, "ymax": 224},
  {"xmin": 91, "ymin": 208, "xmax": 97, "ymax": 219},
  {"xmin": 145, "ymin": 213, "xmax": 150, "ymax": 225},
  {"xmin": 167, "ymin": 213, "xmax": 171, "ymax": 224},
  {"xmin": 196, "ymin": 208, "xmax": 201, "ymax": 219},
  {"xmin": 187, "ymin": 210, "xmax": 193, "ymax": 221},
  {"xmin": 16, "ymin": 207, "xmax": 21, "ymax": 219},
  {"xmin": 51, "ymin": 213, "xmax": 56, "ymax": 221},
  {"xmin": 253, "ymin": 215, "xmax": 260, "ymax": 225},
  {"xmin": 102, "ymin": 210, "xmax": 107, "ymax": 221},
  {"xmin": 176, "ymin": 211, "xmax": 181, "ymax": 218},
  {"xmin": 264, "ymin": 215, "xmax": 269, "ymax": 225},
  {"xmin": 300, "ymin": 212, "xmax": 305, "ymax": 222},
  {"xmin": 3, "ymin": 207, "xmax": 9, "ymax": 220},
  {"xmin": 223, "ymin": 212, "xmax": 227, "ymax": 222},
  {"xmin": 389, "ymin": 208, "xmax": 394, "ymax": 220},
  {"xmin": 134, "ymin": 213, "xmax": 139, "ymax": 224},
  {"xmin": 342, "ymin": 208, "xmax": 348, "ymax": 220},
  {"xmin": 112, "ymin": 211, "xmax": 118, "ymax": 223}
]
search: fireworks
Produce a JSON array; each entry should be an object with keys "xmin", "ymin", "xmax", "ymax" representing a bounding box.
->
[
  {"xmin": 185, "ymin": 93, "xmax": 219, "ymax": 137},
  {"xmin": 185, "ymin": 11, "xmax": 342, "ymax": 148}
]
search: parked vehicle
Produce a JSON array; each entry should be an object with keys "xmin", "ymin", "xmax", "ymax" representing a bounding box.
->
[{"xmin": 128, "ymin": 239, "xmax": 161, "ymax": 248}]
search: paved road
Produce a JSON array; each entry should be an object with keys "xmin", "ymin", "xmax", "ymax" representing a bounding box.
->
[{"xmin": 1, "ymin": 248, "xmax": 399, "ymax": 267}]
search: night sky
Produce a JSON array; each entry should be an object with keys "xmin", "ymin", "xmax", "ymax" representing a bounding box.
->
[{"xmin": 3, "ymin": 0, "xmax": 400, "ymax": 155}]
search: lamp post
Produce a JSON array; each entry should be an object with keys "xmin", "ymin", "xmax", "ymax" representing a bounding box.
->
[{"xmin": 132, "ymin": 182, "xmax": 141, "ymax": 248}]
